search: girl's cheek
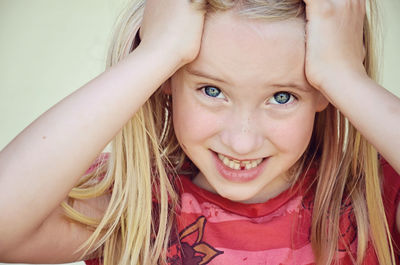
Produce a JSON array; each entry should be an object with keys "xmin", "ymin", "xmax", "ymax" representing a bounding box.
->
[
  {"xmin": 172, "ymin": 93, "xmax": 222, "ymax": 143},
  {"xmin": 263, "ymin": 111, "xmax": 315, "ymax": 153}
]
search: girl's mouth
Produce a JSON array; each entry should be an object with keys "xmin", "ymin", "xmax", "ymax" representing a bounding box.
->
[
  {"xmin": 217, "ymin": 153, "xmax": 263, "ymax": 170},
  {"xmin": 212, "ymin": 151, "xmax": 268, "ymax": 182}
]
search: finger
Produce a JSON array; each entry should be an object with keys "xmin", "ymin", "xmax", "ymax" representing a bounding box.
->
[
  {"xmin": 303, "ymin": 0, "xmax": 336, "ymax": 20},
  {"xmin": 190, "ymin": 0, "xmax": 208, "ymax": 10}
]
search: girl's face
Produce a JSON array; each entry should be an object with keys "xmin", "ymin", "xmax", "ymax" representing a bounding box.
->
[{"xmin": 170, "ymin": 11, "xmax": 328, "ymax": 203}]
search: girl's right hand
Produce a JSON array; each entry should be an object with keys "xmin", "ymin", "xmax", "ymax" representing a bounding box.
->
[{"xmin": 139, "ymin": 0, "xmax": 207, "ymax": 67}]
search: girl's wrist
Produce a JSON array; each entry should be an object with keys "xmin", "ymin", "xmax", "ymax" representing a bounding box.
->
[
  {"xmin": 314, "ymin": 68, "xmax": 372, "ymax": 108},
  {"xmin": 130, "ymin": 43, "xmax": 186, "ymax": 79},
  {"xmin": 135, "ymin": 38, "xmax": 197, "ymax": 72},
  {"xmin": 311, "ymin": 66, "xmax": 369, "ymax": 94}
]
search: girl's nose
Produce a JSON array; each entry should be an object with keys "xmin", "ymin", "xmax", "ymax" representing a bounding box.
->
[{"xmin": 220, "ymin": 115, "xmax": 263, "ymax": 156}]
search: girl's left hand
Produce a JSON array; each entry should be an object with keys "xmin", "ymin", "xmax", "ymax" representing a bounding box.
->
[
  {"xmin": 303, "ymin": 0, "xmax": 400, "ymax": 175},
  {"xmin": 303, "ymin": 0, "xmax": 367, "ymax": 91}
]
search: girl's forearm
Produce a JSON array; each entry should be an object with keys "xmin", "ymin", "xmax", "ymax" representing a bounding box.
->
[
  {"xmin": 319, "ymin": 72, "xmax": 400, "ymax": 173},
  {"xmin": 0, "ymin": 45, "xmax": 180, "ymax": 248}
]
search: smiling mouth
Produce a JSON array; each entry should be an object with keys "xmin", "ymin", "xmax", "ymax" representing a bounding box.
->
[
  {"xmin": 212, "ymin": 151, "xmax": 269, "ymax": 183},
  {"xmin": 217, "ymin": 153, "xmax": 264, "ymax": 170}
]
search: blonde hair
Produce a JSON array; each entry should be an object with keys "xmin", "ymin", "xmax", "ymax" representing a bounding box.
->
[{"xmin": 61, "ymin": 0, "xmax": 396, "ymax": 264}]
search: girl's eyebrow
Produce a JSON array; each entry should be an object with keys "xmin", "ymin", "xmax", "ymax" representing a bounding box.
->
[
  {"xmin": 185, "ymin": 67, "xmax": 311, "ymax": 92},
  {"xmin": 185, "ymin": 67, "xmax": 228, "ymax": 84},
  {"xmin": 270, "ymin": 83, "xmax": 312, "ymax": 93}
]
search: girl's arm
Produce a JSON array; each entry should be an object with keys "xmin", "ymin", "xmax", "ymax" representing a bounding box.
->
[
  {"xmin": 313, "ymin": 71, "xmax": 400, "ymax": 173},
  {"xmin": 304, "ymin": 0, "xmax": 400, "ymax": 174},
  {"xmin": 0, "ymin": 0, "xmax": 205, "ymax": 261}
]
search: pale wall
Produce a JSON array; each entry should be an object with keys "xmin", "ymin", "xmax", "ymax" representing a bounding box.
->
[
  {"xmin": 0, "ymin": 1, "xmax": 125, "ymax": 265},
  {"xmin": 0, "ymin": 0, "xmax": 127, "ymax": 150}
]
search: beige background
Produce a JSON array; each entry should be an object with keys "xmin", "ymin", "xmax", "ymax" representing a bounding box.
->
[
  {"xmin": 0, "ymin": 0, "xmax": 399, "ymax": 264},
  {"xmin": 0, "ymin": 1, "xmax": 125, "ymax": 265}
]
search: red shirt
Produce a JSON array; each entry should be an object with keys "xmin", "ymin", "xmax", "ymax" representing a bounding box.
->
[{"xmin": 86, "ymin": 160, "xmax": 400, "ymax": 265}]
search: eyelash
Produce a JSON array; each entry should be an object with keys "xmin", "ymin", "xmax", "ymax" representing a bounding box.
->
[{"xmin": 199, "ymin": 86, "xmax": 297, "ymax": 106}]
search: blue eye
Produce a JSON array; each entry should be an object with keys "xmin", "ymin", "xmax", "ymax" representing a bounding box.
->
[
  {"xmin": 269, "ymin": 92, "xmax": 294, "ymax": 104},
  {"xmin": 202, "ymin": 86, "xmax": 225, "ymax": 99}
]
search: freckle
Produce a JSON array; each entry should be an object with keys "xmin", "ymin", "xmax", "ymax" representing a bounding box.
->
[{"xmin": 42, "ymin": 136, "xmax": 47, "ymax": 140}]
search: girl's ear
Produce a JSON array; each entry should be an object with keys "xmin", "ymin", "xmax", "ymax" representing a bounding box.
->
[
  {"xmin": 315, "ymin": 92, "xmax": 329, "ymax": 112},
  {"xmin": 161, "ymin": 78, "xmax": 172, "ymax": 95}
]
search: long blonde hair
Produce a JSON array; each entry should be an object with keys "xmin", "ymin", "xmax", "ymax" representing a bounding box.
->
[{"xmin": 61, "ymin": 0, "xmax": 396, "ymax": 264}]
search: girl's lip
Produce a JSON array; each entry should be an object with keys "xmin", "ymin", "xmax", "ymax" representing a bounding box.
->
[
  {"xmin": 216, "ymin": 152, "xmax": 263, "ymax": 162},
  {"xmin": 211, "ymin": 151, "xmax": 268, "ymax": 183}
]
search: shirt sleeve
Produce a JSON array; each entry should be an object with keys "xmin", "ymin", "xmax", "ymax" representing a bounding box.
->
[
  {"xmin": 381, "ymin": 158, "xmax": 400, "ymax": 254},
  {"xmin": 85, "ymin": 258, "xmax": 102, "ymax": 265}
]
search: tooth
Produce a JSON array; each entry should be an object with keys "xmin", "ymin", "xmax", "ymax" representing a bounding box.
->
[
  {"xmin": 229, "ymin": 161, "xmax": 237, "ymax": 169},
  {"xmin": 223, "ymin": 157, "xmax": 230, "ymax": 166},
  {"xmin": 219, "ymin": 154, "xmax": 264, "ymax": 170}
]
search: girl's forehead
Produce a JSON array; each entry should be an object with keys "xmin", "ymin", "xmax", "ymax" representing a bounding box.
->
[
  {"xmin": 203, "ymin": 11, "xmax": 305, "ymax": 41},
  {"xmin": 182, "ymin": 11, "xmax": 309, "ymax": 89}
]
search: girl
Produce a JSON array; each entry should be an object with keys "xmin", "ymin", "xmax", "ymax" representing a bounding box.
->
[{"xmin": 0, "ymin": 0, "xmax": 399, "ymax": 264}]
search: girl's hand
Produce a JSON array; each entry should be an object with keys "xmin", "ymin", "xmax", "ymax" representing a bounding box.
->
[
  {"xmin": 139, "ymin": 0, "xmax": 207, "ymax": 68},
  {"xmin": 303, "ymin": 0, "xmax": 400, "ymax": 174},
  {"xmin": 303, "ymin": 0, "xmax": 367, "ymax": 91}
]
